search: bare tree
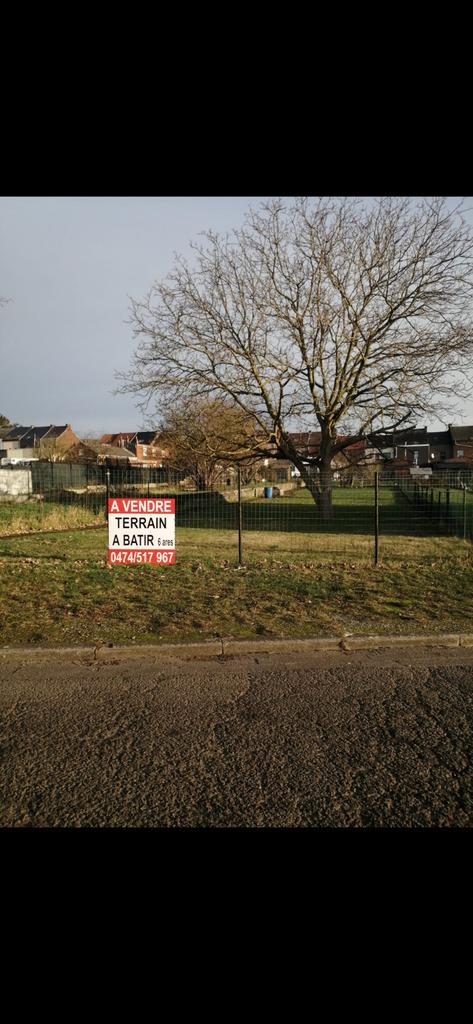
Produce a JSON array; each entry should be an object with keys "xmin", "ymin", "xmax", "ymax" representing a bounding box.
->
[
  {"xmin": 159, "ymin": 396, "xmax": 263, "ymax": 490},
  {"xmin": 121, "ymin": 197, "xmax": 473, "ymax": 516}
]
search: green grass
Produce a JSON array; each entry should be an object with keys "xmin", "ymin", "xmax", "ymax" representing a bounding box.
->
[
  {"xmin": 2, "ymin": 485, "xmax": 471, "ymax": 530},
  {"xmin": 2, "ymin": 485, "xmax": 472, "ymax": 554},
  {"xmin": 1, "ymin": 526, "xmax": 472, "ymax": 648}
]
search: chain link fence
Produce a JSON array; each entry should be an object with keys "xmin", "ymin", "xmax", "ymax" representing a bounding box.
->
[{"xmin": 1, "ymin": 462, "xmax": 472, "ymax": 563}]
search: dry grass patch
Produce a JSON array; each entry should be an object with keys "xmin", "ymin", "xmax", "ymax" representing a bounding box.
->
[{"xmin": 0, "ymin": 503, "xmax": 105, "ymax": 537}]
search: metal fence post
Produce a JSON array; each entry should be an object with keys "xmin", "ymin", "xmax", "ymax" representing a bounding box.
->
[
  {"xmin": 237, "ymin": 464, "xmax": 243, "ymax": 567},
  {"xmin": 374, "ymin": 471, "xmax": 379, "ymax": 565},
  {"xmin": 106, "ymin": 469, "xmax": 110, "ymax": 524}
]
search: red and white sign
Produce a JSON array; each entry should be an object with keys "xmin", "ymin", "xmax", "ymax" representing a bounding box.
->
[{"xmin": 108, "ymin": 498, "xmax": 175, "ymax": 566}]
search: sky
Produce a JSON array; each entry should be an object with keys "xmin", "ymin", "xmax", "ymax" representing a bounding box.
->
[{"xmin": 1, "ymin": 196, "xmax": 473, "ymax": 437}]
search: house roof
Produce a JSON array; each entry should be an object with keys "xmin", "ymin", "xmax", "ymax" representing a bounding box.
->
[
  {"xmin": 62, "ymin": 441, "xmax": 137, "ymax": 461},
  {"xmin": 3, "ymin": 425, "xmax": 32, "ymax": 441},
  {"xmin": 99, "ymin": 432, "xmax": 140, "ymax": 445},
  {"xmin": 19, "ymin": 425, "xmax": 69, "ymax": 446},
  {"xmin": 112, "ymin": 432, "xmax": 138, "ymax": 443},
  {"xmin": 449, "ymin": 425, "xmax": 473, "ymax": 443},
  {"xmin": 289, "ymin": 433, "xmax": 368, "ymax": 455},
  {"xmin": 89, "ymin": 443, "xmax": 133, "ymax": 458},
  {"xmin": 43, "ymin": 425, "xmax": 69, "ymax": 439},
  {"xmin": 288, "ymin": 432, "xmax": 322, "ymax": 453},
  {"xmin": 62, "ymin": 442, "xmax": 98, "ymax": 456},
  {"xmin": 136, "ymin": 431, "xmax": 160, "ymax": 444},
  {"xmin": 3, "ymin": 424, "xmax": 70, "ymax": 445},
  {"xmin": 369, "ymin": 427, "xmax": 427, "ymax": 448},
  {"xmin": 21, "ymin": 426, "xmax": 52, "ymax": 445}
]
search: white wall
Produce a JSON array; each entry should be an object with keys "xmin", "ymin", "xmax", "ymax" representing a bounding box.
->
[{"xmin": 0, "ymin": 468, "xmax": 32, "ymax": 497}]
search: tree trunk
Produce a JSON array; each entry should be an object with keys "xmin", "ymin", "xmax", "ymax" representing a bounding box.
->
[
  {"xmin": 274, "ymin": 426, "xmax": 334, "ymax": 517},
  {"xmin": 319, "ymin": 427, "xmax": 334, "ymax": 521},
  {"xmin": 194, "ymin": 469, "xmax": 208, "ymax": 491},
  {"xmin": 319, "ymin": 457, "xmax": 333, "ymax": 519}
]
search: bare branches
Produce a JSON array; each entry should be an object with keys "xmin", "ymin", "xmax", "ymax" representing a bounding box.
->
[
  {"xmin": 120, "ymin": 197, "xmax": 473, "ymax": 507},
  {"xmin": 159, "ymin": 396, "xmax": 264, "ymax": 490}
]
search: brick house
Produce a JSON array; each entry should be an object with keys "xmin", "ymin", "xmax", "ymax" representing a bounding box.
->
[
  {"xmin": 254, "ymin": 424, "xmax": 473, "ymax": 478},
  {"xmin": 61, "ymin": 441, "xmax": 135, "ymax": 466},
  {"xmin": 371, "ymin": 425, "xmax": 473, "ymax": 468},
  {"xmin": 134, "ymin": 431, "xmax": 168, "ymax": 466},
  {"xmin": 100, "ymin": 431, "xmax": 133, "ymax": 444},
  {"xmin": 255, "ymin": 431, "xmax": 382, "ymax": 477},
  {"xmin": 59, "ymin": 441, "xmax": 101, "ymax": 464},
  {"xmin": 369, "ymin": 428, "xmax": 432, "ymax": 467},
  {"xmin": 99, "ymin": 430, "xmax": 168, "ymax": 467},
  {"xmin": 448, "ymin": 425, "xmax": 473, "ymax": 462},
  {"xmin": 0, "ymin": 424, "xmax": 80, "ymax": 462},
  {"xmin": 425, "ymin": 430, "xmax": 451, "ymax": 463},
  {"xmin": 287, "ymin": 432, "xmax": 381, "ymax": 474}
]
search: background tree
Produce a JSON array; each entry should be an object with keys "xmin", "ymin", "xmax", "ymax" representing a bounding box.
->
[
  {"xmin": 123, "ymin": 197, "xmax": 473, "ymax": 516},
  {"xmin": 34, "ymin": 437, "xmax": 64, "ymax": 462},
  {"xmin": 159, "ymin": 396, "xmax": 263, "ymax": 490}
]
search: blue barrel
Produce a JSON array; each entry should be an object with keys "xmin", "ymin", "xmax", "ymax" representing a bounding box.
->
[{"xmin": 264, "ymin": 486, "xmax": 273, "ymax": 499}]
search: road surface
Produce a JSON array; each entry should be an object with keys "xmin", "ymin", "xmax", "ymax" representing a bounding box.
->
[{"xmin": 1, "ymin": 644, "xmax": 472, "ymax": 827}]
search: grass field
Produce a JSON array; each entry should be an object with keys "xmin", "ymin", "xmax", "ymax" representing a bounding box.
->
[
  {"xmin": 2, "ymin": 484, "xmax": 471, "ymax": 539},
  {"xmin": 1, "ymin": 525, "xmax": 472, "ymax": 648}
]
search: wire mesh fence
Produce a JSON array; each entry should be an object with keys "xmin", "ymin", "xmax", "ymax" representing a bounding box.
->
[{"xmin": 0, "ymin": 462, "xmax": 472, "ymax": 564}]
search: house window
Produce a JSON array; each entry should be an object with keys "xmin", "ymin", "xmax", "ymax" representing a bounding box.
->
[{"xmin": 457, "ymin": 449, "xmax": 464, "ymax": 457}]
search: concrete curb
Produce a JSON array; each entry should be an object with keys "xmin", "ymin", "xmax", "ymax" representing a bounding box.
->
[{"xmin": 1, "ymin": 633, "xmax": 473, "ymax": 663}]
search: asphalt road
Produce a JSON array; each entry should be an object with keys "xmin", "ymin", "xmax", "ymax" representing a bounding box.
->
[{"xmin": 1, "ymin": 644, "xmax": 472, "ymax": 828}]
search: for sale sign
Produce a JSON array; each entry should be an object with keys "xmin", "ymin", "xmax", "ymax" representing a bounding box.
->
[{"xmin": 108, "ymin": 498, "xmax": 175, "ymax": 566}]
